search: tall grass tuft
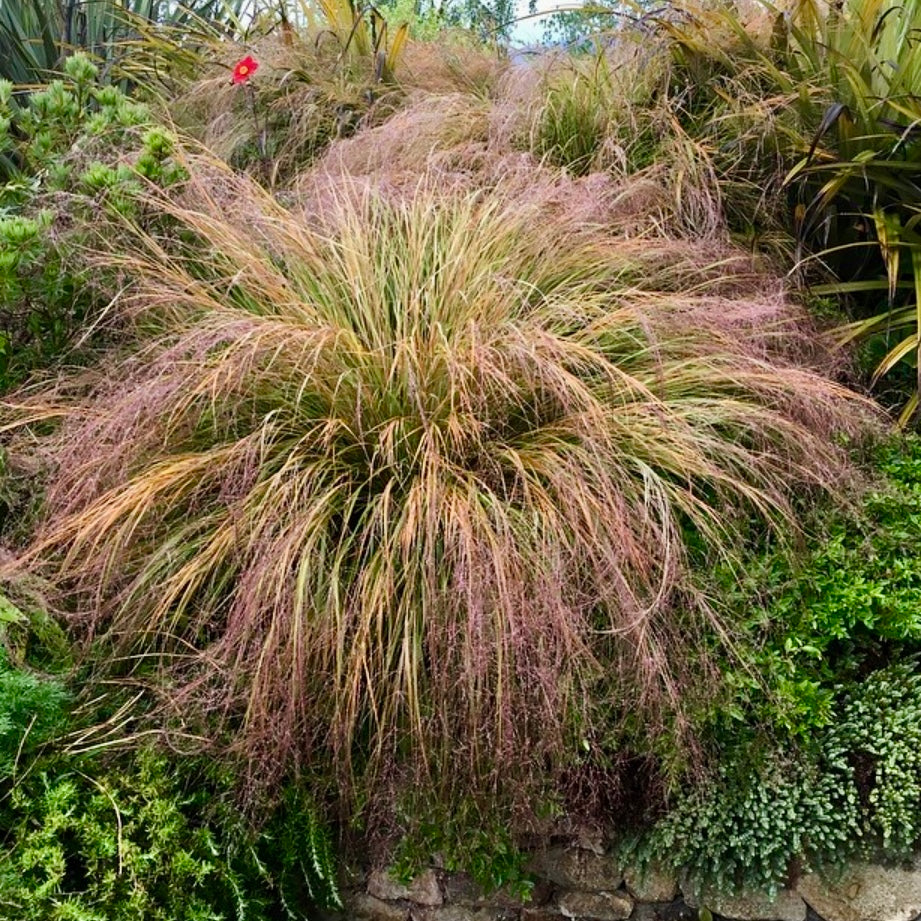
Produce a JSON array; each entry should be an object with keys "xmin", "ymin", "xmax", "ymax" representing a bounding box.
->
[{"xmin": 13, "ymin": 160, "xmax": 873, "ymax": 810}]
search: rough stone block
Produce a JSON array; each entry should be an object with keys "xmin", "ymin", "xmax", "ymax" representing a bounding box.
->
[
  {"xmin": 441, "ymin": 873, "xmax": 546, "ymax": 909},
  {"xmin": 797, "ymin": 863, "xmax": 921, "ymax": 921},
  {"xmin": 687, "ymin": 889, "xmax": 806, "ymax": 921},
  {"xmin": 349, "ymin": 892, "xmax": 410, "ymax": 921},
  {"xmin": 533, "ymin": 848, "xmax": 623, "ymax": 891},
  {"xmin": 409, "ymin": 907, "xmax": 516, "ymax": 921},
  {"xmin": 368, "ymin": 868, "xmax": 443, "ymax": 906},
  {"xmin": 442, "ymin": 874, "xmax": 483, "ymax": 905},
  {"xmin": 521, "ymin": 909, "xmax": 566, "ymax": 921},
  {"xmin": 623, "ymin": 864, "xmax": 678, "ymax": 903},
  {"xmin": 558, "ymin": 890, "xmax": 634, "ymax": 920}
]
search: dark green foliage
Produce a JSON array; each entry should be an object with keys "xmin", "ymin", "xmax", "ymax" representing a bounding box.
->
[
  {"xmin": 266, "ymin": 786, "xmax": 342, "ymax": 913},
  {"xmin": 0, "ymin": 643, "xmax": 68, "ymax": 778},
  {"xmin": 629, "ymin": 437, "xmax": 921, "ymax": 895},
  {"xmin": 535, "ymin": 69, "xmax": 612, "ymax": 175},
  {"xmin": 637, "ymin": 662, "xmax": 921, "ymax": 896},
  {"xmin": 0, "ymin": 587, "xmax": 341, "ymax": 919},
  {"xmin": 704, "ymin": 435, "xmax": 921, "ymax": 744},
  {"xmin": 634, "ymin": 751, "xmax": 860, "ymax": 897},
  {"xmin": 825, "ymin": 663, "xmax": 921, "ymax": 855},
  {"xmin": 392, "ymin": 795, "xmax": 534, "ymax": 899}
]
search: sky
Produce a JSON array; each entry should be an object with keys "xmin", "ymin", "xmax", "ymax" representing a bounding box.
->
[{"xmin": 510, "ymin": 0, "xmax": 576, "ymax": 44}]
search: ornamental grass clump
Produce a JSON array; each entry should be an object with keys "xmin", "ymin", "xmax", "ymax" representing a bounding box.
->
[{"xmin": 13, "ymin": 161, "xmax": 872, "ymax": 811}]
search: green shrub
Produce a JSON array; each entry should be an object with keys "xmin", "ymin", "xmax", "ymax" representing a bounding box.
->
[
  {"xmin": 0, "ymin": 644, "xmax": 68, "ymax": 779},
  {"xmin": 2, "ymin": 749, "xmax": 234, "ymax": 921},
  {"xmin": 826, "ymin": 663, "xmax": 921, "ymax": 855},
  {"xmin": 633, "ymin": 438, "xmax": 921, "ymax": 896},
  {"xmin": 393, "ymin": 794, "xmax": 535, "ymax": 898},
  {"xmin": 0, "ymin": 577, "xmax": 341, "ymax": 918},
  {"xmin": 637, "ymin": 661, "xmax": 921, "ymax": 896},
  {"xmin": 0, "ymin": 745, "xmax": 341, "ymax": 920},
  {"xmin": 699, "ymin": 435, "xmax": 921, "ymax": 744},
  {"xmin": 633, "ymin": 750, "xmax": 860, "ymax": 897},
  {"xmin": 0, "ymin": 651, "xmax": 343, "ymax": 920},
  {"xmin": 0, "ymin": 53, "xmax": 183, "ymax": 392}
]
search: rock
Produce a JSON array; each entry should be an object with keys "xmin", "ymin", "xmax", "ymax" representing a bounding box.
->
[
  {"xmin": 797, "ymin": 863, "xmax": 921, "ymax": 921},
  {"xmin": 533, "ymin": 848, "xmax": 623, "ymax": 891},
  {"xmin": 521, "ymin": 909, "xmax": 565, "ymax": 921},
  {"xmin": 349, "ymin": 892, "xmax": 410, "ymax": 921},
  {"xmin": 368, "ymin": 869, "xmax": 443, "ymax": 906},
  {"xmin": 629, "ymin": 904, "xmax": 664, "ymax": 921},
  {"xmin": 572, "ymin": 825, "xmax": 606, "ymax": 856},
  {"xmin": 441, "ymin": 873, "xmax": 546, "ymax": 909},
  {"xmin": 442, "ymin": 875, "xmax": 483, "ymax": 905},
  {"xmin": 623, "ymin": 864, "xmax": 679, "ymax": 903},
  {"xmin": 558, "ymin": 890, "xmax": 634, "ymax": 920},
  {"xmin": 409, "ymin": 907, "xmax": 515, "ymax": 921},
  {"xmin": 659, "ymin": 900, "xmax": 701, "ymax": 921},
  {"xmin": 686, "ymin": 889, "xmax": 806, "ymax": 921}
]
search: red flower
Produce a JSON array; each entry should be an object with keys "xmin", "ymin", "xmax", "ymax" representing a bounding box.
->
[{"xmin": 231, "ymin": 56, "xmax": 259, "ymax": 84}]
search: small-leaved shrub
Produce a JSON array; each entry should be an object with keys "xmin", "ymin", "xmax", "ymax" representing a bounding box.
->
[
  {"xmin": 636, "ymin": 661, "xmax": 921, "ymax": 897},
  {"xmin": 0, "ymin": 745, "xmax": 341, "ymax": 920},
  {"xmin": 0, "ymin": 580, "xmax": 341, "ymax": 918},
  {"xmin": 825, "ymin": 663, "xmax": 921, "ymax": 856},
  {"xmin": 392, "ymin": 794, "xmax": 535, "ymax": 899},
  {"xmin": 632, "ymin": 751, "xmax": 860, "ymax": 898},
  {"xmin": 702, "ymin": 436, "xmax": 921, "ymax": 746},
  {"xmin": 632, "ymin": 438, "xmax": 921, "ymax": 895},
  {"xmin": 0, "ymin": 53, "xmax": 183, "ymax": 391},
  {"xmin": 0, "ymin": 643, "xmax": 68, "ymax": 778}
]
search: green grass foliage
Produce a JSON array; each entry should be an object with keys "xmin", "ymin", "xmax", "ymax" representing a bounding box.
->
[
  {"xmin": 531, "ymin": 51, "xmax": 664, "ymax": 179},
  {"xmin": 10, "ymin": 161, "xmax": 868, "ymax": 822}
]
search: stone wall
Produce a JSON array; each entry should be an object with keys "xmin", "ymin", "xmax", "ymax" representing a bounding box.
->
[{"xmin": 330, "ymin": 847, "xmax": 921, "ymax": 921}]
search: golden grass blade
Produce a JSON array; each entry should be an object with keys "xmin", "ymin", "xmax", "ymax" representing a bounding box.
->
[{"xmin": 6, "ymin": 160, "xmax": 876, "ymax": 813}]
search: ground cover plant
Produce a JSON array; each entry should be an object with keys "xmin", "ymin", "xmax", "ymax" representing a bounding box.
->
[
  {"xmin": 0, "ymin": 730, "xmax": 343, "ymax": 920},
  {"xmin": 0, "ymin": 593, "xmax": 342, "ymax": 920},
  {"xmin": 628, "ymin": 434, "xmax": 921, "ymax": 895}
]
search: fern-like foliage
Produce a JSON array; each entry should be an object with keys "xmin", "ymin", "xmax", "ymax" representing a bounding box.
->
[{"xmin": 273, "ymin": 788, "xmax": 342, "ymax": 914}]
